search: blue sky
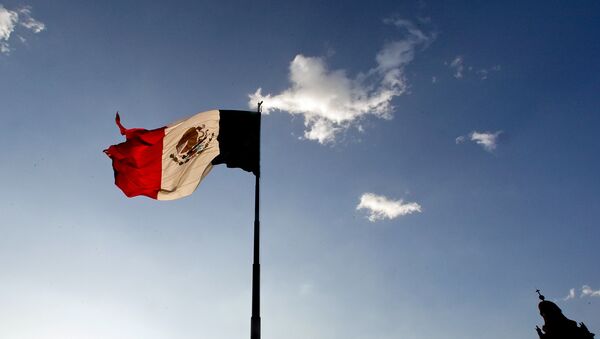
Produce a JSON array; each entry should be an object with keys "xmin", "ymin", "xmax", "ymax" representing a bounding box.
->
[{"xmin": 1, "ymin": 1, "xmax": 599, "ymax": 338}]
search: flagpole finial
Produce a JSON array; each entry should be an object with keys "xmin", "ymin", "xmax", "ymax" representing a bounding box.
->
[{"xmin": 257, "ymin": 101, "xmax": 263, "ymax": 113}]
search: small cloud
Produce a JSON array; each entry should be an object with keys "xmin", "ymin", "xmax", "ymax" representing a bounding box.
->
[
  {"xmin": 357, "ymin": 193, "xmax": 422, "ymax": 222},
  {"xmin": 18, "ymin": 6, "xmax": 45, "ymax": 33},
  {"xmin": 449, "ymin": 56, "xmax": 464, "ymax": 78},
  {"xmin": 456, "ymin": 130, "xmax": 502, "ymax": 152},
  {"xmin": 431, "ymin": 76, "xmax": 437, "ymax": 84},
  {"xmin": 249, "ymin": 18, "xmax": 433, "ymax": 144},
  {"xmin": 564, "ymin": 288, "xmax": 576, "ymax": 301},
  {"xmin": 446, "ymin": 55, "xmax": 501, "ymax": 80},
  {"xmin": 0, "ymin": 4, "xmax": 45, "ymax": 55},
  {"xmin": 470, "ymin": 131, "xmax": 501, "ymax": 152},
  {"xmin": 477, "ymin": 65, "xmax": 501, "ymax": 80},
  {"xmin": 581, "ymin": 285, "xmax": 600, "ymax": 298}
]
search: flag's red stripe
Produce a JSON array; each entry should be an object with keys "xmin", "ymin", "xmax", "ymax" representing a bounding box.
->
[{"xmin": 104, "ymin": 115, "xmax": 165, "ymax": 199}]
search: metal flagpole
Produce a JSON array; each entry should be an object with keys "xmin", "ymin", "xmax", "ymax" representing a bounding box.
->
[{"xmin": 251, "ymin": 101, "xmax": 263, "ymax": 339}]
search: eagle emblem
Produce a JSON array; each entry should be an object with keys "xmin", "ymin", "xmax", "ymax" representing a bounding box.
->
[{"xmin": 169, "ymin": 124, "xmax": 215, "ymax": 165}]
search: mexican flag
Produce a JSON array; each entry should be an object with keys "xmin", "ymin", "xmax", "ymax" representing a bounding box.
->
[{"xmin": 104, "ymin": 110, "xmax": 260, "ymax": 200}]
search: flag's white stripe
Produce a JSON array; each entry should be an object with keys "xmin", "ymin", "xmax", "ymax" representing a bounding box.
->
[
  {"xmin": 157, "ymin": 110, "xmax": 221, "ymax": 201},
  {"xmin": 159, "ymin": 156, "xmax": 215, "ymax": 183},
  {"xmin": 159, "ymin": 169, "xmax": 215, "ymax": 190}
]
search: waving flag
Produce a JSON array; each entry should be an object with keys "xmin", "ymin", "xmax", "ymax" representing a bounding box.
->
[{"xmin": 104, "ymin": 110, "xmax": 260, "ymax": 200}]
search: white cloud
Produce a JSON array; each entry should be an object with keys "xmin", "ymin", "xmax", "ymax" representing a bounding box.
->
[
  {"xmin": 0, "ymin": 5, "xmax": 45, "ymax": 55},
  {"xmin": 456, "ymin": 130, "xmax": 502, "ymax": 152},
  {"xmin": 470, "ymin": 131, "xmax": 501, "ymax": 152},
  {"xmin": 357, "ymin": 193, "xmax": 422, "ymax": 222},
  {"xmin": 563, "ymin": 286, "xmax": 600, "ymax": 301},
  {"xmin": 581, "ymin": 285, "xmax": 600, "ymax": 298},
  {"xmin": 249, "ymin": 18, "xmax": 432, "ymax": 144},
  {"xmin": 564, "ymin": 288, "xmax": 576, "ymax": 301},
  {"xmin": 449, "ymin": 56, "xmax": 464, "ymax": 78},
  {"xmin": 0, "ymin": 5, "xmax": 18, "ymax": 54}
]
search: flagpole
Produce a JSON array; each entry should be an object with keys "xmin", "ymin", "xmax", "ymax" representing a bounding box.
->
[{"xmin": 251, "ymin": 101, "xmax": 263, "ymax": 339}]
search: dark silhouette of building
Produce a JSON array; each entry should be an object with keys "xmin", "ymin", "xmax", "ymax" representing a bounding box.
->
[{"xmin": 535, "ymin": 290, "xmax": 595, "ymax": 339}]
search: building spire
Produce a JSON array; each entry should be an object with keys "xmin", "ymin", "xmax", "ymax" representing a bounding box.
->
[
  {"xmin": 536, "ymin": 289, "xmax": 545, "ymax": 301},
  {"xmin": 534, "ymin": 289, "xmax": 595, "ymax": 338}
]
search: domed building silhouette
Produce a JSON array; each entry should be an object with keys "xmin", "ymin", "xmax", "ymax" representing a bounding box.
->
[{"xmin": 535, "ymin": 290, "xmax": 595, "ymax": 339}]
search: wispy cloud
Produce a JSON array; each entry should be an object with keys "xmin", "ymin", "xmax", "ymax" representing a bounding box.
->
[
  {"xmin": 0, "ymin": 5, "xmax": 45, "ymax": 55},
  {"xmin": 564, "ymin": 288, "xmax": 576, "ymax": 301},
  {"xmin": 18, "ymin": 6, "xmax": 45, "ymax": 33},
  {"xmin": 457, "ymin": 130, "xmax": 502, "ymax": 152},
  {"xmin": 477, "ymin": 65, "xmax": 501, "ymax": 80},
  {"xmin": 581, "ymin": 285, "xmax": 600, "ymax": 298},
  {"xmin": 357, "ymin": 193, "xmax": 422, "ymax": 222},
  {"xmin": 449, "ymin": 56, "xmax": 464, "ymax": 78},
  {"xmin": 446, "ymin": 55, "xmax": 500, "ymax": 80},
  {"xmin": 563, "ymin": 286, "xmax": 600, "ymax": 300},
  {"xmin": 249, "ymin": 18, "xmax": 433, "ymax": 144}
]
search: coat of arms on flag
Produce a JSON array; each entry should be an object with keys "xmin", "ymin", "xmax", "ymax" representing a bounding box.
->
[{"xmin": 169, "ymin": 125, "xmax": 215, "ymax": 165}]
